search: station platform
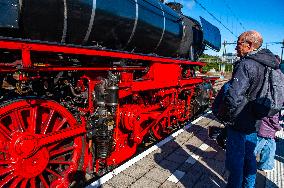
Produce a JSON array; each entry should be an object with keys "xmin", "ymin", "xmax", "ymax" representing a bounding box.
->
[{"xmin": 86, "ymin": 112, "xmax": 284, "ymax": 188}]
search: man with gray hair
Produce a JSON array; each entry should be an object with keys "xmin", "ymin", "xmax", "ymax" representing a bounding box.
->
[{"xmin": 222, "ymin": 30, "xmax": 280, "ymax": 187}]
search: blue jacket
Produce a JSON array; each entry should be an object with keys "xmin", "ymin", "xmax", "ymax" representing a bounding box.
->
[{"xmin": 224, "ymin": 49, "xmax": 279, "ymax": 134}]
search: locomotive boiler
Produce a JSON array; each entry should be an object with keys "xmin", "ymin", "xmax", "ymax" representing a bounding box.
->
[
  {"xmin": 0, "ymin": 0, "xmax": 221, "ymax": 187},
  {"xmin": 0, "ymin": 0, "xmax": 220, "ymax": 60}
]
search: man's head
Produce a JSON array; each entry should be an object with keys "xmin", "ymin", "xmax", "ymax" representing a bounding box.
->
[{"xmin": 235, "ymin": 30, "xmax": 263, "ymax": 57}]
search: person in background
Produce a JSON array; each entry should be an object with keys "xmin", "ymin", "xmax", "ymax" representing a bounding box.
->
[
  {"xmin": 223, "ymin": 30, "xmax": 280, "ymax": 188},
  {"xmin": 254, "ymin": 113, "xmax": 282, "ymax": 172}
]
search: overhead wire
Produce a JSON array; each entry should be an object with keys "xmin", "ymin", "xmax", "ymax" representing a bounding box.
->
[
  {"xmin": 222, "ymin": 0, "xmax": 246, "ymax": 31},
  {"xmin": 192, "ymin": 0, "xmax": 238, "ymax": 38}
]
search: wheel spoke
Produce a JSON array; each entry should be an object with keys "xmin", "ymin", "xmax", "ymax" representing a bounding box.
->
[
  {"xmin": 50, "ymin": 146, "xmax": 75, "ymax": 157},
  {"xmin": 42, "ymin": 109, "xmax": 55, "ymax": 134},
  {"xmin": 30, "ymin": 178, "xmax": 36, "ymax": 188},
  {"xmin": 0, "ymin": 167, "xmax": 14, "ymax": 176},
  {"xmin": 11, "ymin": 110, "xmax": 25, "ymax": 132},
  {"xmin": 48, "ymin": 141, "xmax": 63, "ymax": 151},
  {"xmin": 45, "ymin": 168, "xmax": 62, "ymax": 178},
  {"xmin": 10, "ymin": 177, "xmax": 22, "ymax": 188},
  {"xmin": 54, "ymin": 118, "xmax": 67, "ymax": 131},
  {"xmin": 0, "ymin": 173, "xmax": 16, "ymax": 187},
  {"xmin": 0, "ymin": 160, "xmax": 13, "ymax": 165},
  {"xmin": 29, "ymin": 106, "xmax": 38, "ymax": 133},
  {"xmin": 20, "ymin": 179, "xmax": 28, "ymax": 188},
  {"xmin": 49, "ymin": 160, "xmax": 72, "ymax": 165},
  {"xmin": 0, "ymin": 123, "xmax": 12, "ymax": 140},
  {"xmin": 39, "ymin": 174, "xmax": 49, "ymax": 188}
]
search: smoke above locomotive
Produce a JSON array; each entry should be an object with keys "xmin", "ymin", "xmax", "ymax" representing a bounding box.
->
[{"xmin": 0, "ymin": 0, "xmax": 221, "ymax": 60}]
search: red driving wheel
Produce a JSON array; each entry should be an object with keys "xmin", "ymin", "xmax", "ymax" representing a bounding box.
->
[{"xmin": 0, "ymin": 99, "xmax": 84, "ymax": 188}]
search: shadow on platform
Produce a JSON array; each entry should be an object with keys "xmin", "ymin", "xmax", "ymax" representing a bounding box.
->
[
  {"xmin": 154, "ymin": 114, "xmax": 277, "ymax": 188},
  {"xmin": 275, "ymin": 137, "xmax": 284, "ymax": 163}
]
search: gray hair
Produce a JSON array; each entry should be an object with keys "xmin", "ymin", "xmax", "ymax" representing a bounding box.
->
[{"xmin": 240, "ymin": 30, "xmax": 263, "ymax": 50}]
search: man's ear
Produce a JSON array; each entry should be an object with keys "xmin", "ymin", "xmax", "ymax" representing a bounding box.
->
[{"xmin": 247, "ymin": 41, "xmax": 254, "ymax": 50}]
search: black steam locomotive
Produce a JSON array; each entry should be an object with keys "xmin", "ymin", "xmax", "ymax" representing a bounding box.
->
[
  {"xmin": 0, "ymin": 1, "xmax": 222, "ymax": 187},
  {"xmin": 0, "ymin": 0, "xmax": 221, "ymax": 60}
]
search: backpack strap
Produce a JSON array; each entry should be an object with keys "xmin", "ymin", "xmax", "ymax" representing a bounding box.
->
[
  {"xmin": 267, "ymin": 67, "xmax": 273, "ymax": 94},
  {"xmin": 256, "ymin": 66, "xmax": 270, "ymax": 97}
]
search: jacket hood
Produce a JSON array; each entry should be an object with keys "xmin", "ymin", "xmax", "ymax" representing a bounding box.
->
[{"xmin": 245, "ymin": 49, "xmax": 279, "ymax": 69}]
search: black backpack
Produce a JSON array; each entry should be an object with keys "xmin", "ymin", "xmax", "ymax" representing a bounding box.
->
[{"xmin": 251, "ymin": 66, "xmax": 284, "ymax": 118}]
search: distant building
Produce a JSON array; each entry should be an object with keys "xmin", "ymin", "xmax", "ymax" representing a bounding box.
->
[{"xmin": 223, "ymin": 53, "xmax": 237, "ymax": 64}]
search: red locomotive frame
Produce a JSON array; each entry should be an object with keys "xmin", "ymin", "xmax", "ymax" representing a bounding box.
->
[{"xmin": 0, "ymin": 38, "xmax": 218, "ymax": 187}]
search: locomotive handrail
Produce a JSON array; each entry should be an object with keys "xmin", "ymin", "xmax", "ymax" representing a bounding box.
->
[
  {"xmin": 0, "ymin": 37, "xmax": 205, "ymax": 68},
  {"xmin": 0, "ymin": 67, "xmax": 147, "ymax": 73}
]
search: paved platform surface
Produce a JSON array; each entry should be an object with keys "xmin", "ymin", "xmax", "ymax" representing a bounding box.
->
[
  {"xmin": 266, "ymin": 130, "xmax": 284, "ymax": 188},
  {"xmin": 87, "ymin": 112, "xmax": 283, "ymax": 188}
]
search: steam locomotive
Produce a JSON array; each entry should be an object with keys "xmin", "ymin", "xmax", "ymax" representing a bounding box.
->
[{"xmin": 0, "ymin": 0, "xmax": 221, "ymax": 187}]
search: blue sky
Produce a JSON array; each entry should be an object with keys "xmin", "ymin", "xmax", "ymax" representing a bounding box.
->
[{"xmin": 169, "ymin": 0, "xmax": 284, "ymax": 57}]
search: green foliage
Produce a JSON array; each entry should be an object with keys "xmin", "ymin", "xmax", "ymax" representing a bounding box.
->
[
  {"xmin": 200, "ymin": 54, "xmax": 232, "ymax": 72},
  {"xmin": 200, "ymin": 54, "xmax": 221, "ymax": 60},
  {"xmin": 202, "ymin": 62, "xmax": 219, "ymax": 72}
]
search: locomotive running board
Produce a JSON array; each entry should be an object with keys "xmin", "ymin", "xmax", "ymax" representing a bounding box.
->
[{"xmin": 0, "ymin": 37, "xmax": 205, "ymax": 68}]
